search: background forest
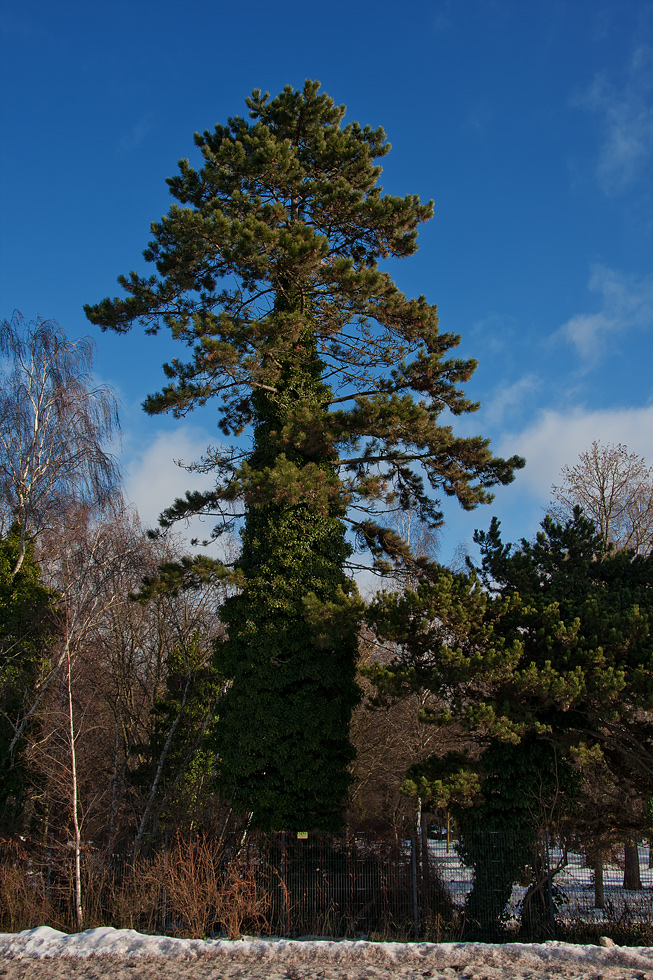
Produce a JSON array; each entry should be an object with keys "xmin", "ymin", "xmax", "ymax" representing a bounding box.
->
[{"xmin": 1, "ymin": 298, "xmax": 652, "ymax": 938}]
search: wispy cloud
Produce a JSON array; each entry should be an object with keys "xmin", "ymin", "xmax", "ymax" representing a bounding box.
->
[
  {"xmin": 430, "ymin": 0, "xmax": 456, "ymax": 34},
  {"xmin": 116, "ymin": 116, "xmax": 153, "ymax": 155},
  {"xmin": 462, "ymin": 100, "xmax": 495, "ymax": 137},
  {"xmin": 573, "ymin": 45, "xmax": 653, "ymax": 193},
  {"xmin": 124, "ymin": 426, "xmax": 216, "ymax": 537},
  {"xmin": 557, "ymin": 264, "xmax": 653, "ymax": 365},
  {"xmin": 472, "ymin": 313, "xmax": 518, "ymax": 352},
  {"xmin": 483, "ymin": 374, "xmax": 540, "ymax": 425},
  {"xmin": 497, "ymin": 403, "xmax": 653, "ymax": 499},
  {"xmin": 439, "ymin": 401, "xmax": 653, "ymax": 559}
]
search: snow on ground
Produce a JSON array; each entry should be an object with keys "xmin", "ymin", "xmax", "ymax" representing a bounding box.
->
[
  {"xmin": 428, "ymin": 839, "xmax": 653, "ymax": 926},
  {"xmin": 2, "ymin": 928, "xmax": 653, "ymax": 980}
]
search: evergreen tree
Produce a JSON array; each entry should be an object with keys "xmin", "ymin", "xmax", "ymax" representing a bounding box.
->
[
  {"xmin": 470, "ymin": 510, "xmax": 653, "ymax": 807},
  {"xmin": 86, "ymin": 81, "xmax": 523, "ymax": 829},
  {"xmin": 132, "ymin": 634, "xmax": 224, "ymax": 850},
  {"xmin": 371, "ymin": 510, "xmax": 653, "ymax": 799},
  {"xmin": 368, "ymin": 510, "xmax": 653, "ymax": 930},
  {"xmin": 0, "ymin": 527, "xmax": 55, "ymax": 829}
]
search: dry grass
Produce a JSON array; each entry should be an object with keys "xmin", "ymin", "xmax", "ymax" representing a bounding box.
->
[
  {"xmin": 161, "ymin": 835, "xmax": 268, "ymax": 939},
  {"xmin": 0, "ymin": 835, "xmax": 268, "ymax": 940},
  {"xmin": 0, "ymin": 860, "xmax": 53, "ymax": 931},
  {"xmin": 2, "ymin": 834, "xmax": 650, "ymax": 945}
]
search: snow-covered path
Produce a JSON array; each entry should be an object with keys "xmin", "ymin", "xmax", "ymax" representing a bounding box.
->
[{"xmin": 1, "ymin": 928, "xmax": 653, "ymax": 980}]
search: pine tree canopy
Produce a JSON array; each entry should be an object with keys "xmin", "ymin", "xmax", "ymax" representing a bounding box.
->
[
  {"xmin": 368, "ymin": 509, "xmax": 653, "ymax": 830},
  {"xmin": 85, "ymin": 81, "xmax": 524, "ymax": 830},
  {"xmin": 85, "ymin": 80, "xmax": 523, "ymax": 568}
]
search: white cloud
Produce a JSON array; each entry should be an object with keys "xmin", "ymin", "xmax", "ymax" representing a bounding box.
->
[
  {"xmin": 557, "ymin": 264, "xmax": 653, "ymax": 364},
  {"xmin": 574, "ymin": 45, "xmax": 653, "ymax": 193},
  {"xmin": 124, "ymin": 426, "xmax": 218, "ymax": 539},
  {"xmin": 497, "ymin": 403, "xmax": 653, "ymax": 500},
  {"xmin": 482, "ymin": 373, "xmax": 540, "ymax": 425}
]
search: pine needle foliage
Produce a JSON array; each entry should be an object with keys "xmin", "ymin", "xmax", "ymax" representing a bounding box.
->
[{"xmin": 85, "ymin": 81, "xmax": 523, "ymax": 829}]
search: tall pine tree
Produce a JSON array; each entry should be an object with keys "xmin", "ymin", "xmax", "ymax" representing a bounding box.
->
[{"xmin": 86, "ymin": 81, "xmax": 523, "ymax": 829}]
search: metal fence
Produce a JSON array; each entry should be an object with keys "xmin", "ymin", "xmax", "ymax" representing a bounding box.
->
[
  {"xmin": 241, "ymin": 830, "xmax": 653, "ymax": 942},
  {"xmin": 1, "ymin": 830, "xmax": 651, "ymax": 942}
]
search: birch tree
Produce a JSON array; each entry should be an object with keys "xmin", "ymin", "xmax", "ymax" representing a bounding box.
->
[{"xmin": 0, "ymin": 313, "xmax": 121, "ymax": 578}]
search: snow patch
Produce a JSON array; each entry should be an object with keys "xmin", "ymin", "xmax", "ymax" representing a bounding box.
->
[{"xmin": 2, "ymin": 926, "xmax": 653, "ymax": 973}]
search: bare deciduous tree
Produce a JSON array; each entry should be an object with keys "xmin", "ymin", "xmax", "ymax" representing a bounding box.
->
[
  {"xmin": 32, "ymin": 506, "xmax": 227, "ymax": 862},
  {"xmin": 0, "ymin": 312, "xmax": 121, "ymax": 577},
  {"xmin": 36, "ymin": 503, "xmax": 145, "ymax": 928},
  {"xmin": 551, "ymin": 440, "xmax": 653, "ymax": 554}
]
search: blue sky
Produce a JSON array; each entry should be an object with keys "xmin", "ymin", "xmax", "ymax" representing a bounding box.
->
[{"xmin": 1, "ymin": 0, "xmax": 652, "ymax": 569}]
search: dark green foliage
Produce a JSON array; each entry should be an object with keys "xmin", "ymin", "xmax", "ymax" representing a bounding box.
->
[
  {"xmin": 470, "ymin": 509, "xmax": 653, "ymax": 797},
  {"xmin": 85, "ymin": 81, "xmax": 523, "ymax": 828},
  {"xmin": 368, "ymin": 508, "xmax": 653, "ymax": 930},
  {"xmin": 0, "ymin": 528, "xmax": 55, "ymax": 828},
  {"xmin": 216, "ymin": 502, "xmax": 359, "ymax": 830},
  {"xmin": 370, "ymin": 510, "xmax": 653, "ymax": 805},
  {"xmin": 85, "ymin": 79, "xmax": 522, "ymax": 563},
  {"xmin": 147, "ymin": 636, "xmax": 223, "ymax": 817},
  {"xmin": 453, "ymin": 739, "xmax": 573, "ymax": 938}
]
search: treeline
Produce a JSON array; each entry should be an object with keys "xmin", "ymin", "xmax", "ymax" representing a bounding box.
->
[
  {"xmin": 0, "ymin": 313, "xmax": 434, "ymax": 861},
  {"xmin": 2, "ymin": 316, "xmax": 652, "ymax": 876},
  {"xmin": 1, "ymin": 320, "xmax": 653, "ymax": 939}
]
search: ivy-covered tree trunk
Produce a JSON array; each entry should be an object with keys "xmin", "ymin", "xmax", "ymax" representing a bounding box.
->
[
  {"xmin": 453, "ymin": 741, "xmax": 546, "ymax": 939},
  {"xmin": 216, "ymin": 503, "xmax": 359, "ymax": 829},
  {"xmin": 593, "ymin": 850, "xmax": 605, "ymax": 909},
  {"xmin": 457, "ymin": 825, "xmax": 526, "ymax": 939},
  {"xmin": 215, "ymin": 324, "xmax": 359, "ymax": 829}
]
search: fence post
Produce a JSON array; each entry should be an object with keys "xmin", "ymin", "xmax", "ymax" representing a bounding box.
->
[
  {"xmin": 544, "ymin": 830, "xmax": 556, "ymax": 940},
  {"xmin": 411, "ymin": 833, "xmax": 419, "ymax": 938}
]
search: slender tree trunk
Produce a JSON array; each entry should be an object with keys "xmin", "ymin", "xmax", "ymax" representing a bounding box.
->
[
  {"xmin": 623, "ymin": 839, "xmax": 643, "ymax": 890},
  {"xmin": 146, "ymin": 704, "xmax": 218, "ymax": 840},
  {"xmin": 593, "ymin": 851, "xmax": 605, "ymax": 909},
  {"xmin": 414, "ymin": 797, "xmax": 422, "ymax": 884},
  {"xmin": 8, "ymin": 650, "xmax": 68, "ymax": 760},
  {"xmin": 132, "ymin": 675, "xmax": 191, "ymax": 859},
  {"xmin": 66, "ymin": 633, "xmax": 83, "ymax": 931},
  {"xmin": 109, "ymin": 677, "xmax": 124, "ymax": 840}
]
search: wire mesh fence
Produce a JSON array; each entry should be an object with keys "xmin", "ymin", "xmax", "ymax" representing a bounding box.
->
[{"xmin": 1, "ymin": 830, "xmax": 651, "ymax": 943}]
